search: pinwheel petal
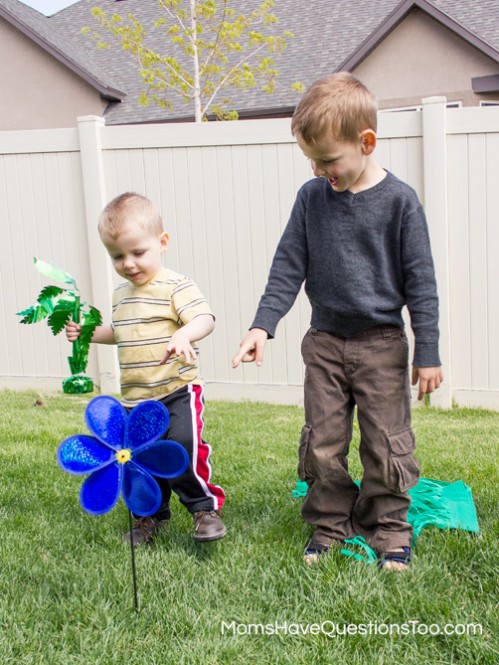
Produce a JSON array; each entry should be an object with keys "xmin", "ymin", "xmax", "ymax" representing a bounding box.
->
[
  {"xmin": 85, "ymin": 396, "xmax": 126, "ymax": 449},
  {"xmin": 126, "ymin": 400, "xmax": 169, "ymax": 449},
  {"xmin": 80, "ymin": 463, "xmax": 121, "ymax": 515},
  {"xmin": 57, "ymin": 434, "xmax": 114, "ymax": 474},
  {"xmin": 122, "ymin": 463, "xmax": 162, "ymax": 516},
  {"xmin": 134, "ymin": 440, "xmax": 189, "ymax": 479}
]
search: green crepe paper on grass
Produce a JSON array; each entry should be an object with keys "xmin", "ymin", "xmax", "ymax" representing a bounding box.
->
[
  {"xmin": 292, "ymin": 477, "xmax": 479, "ymax": 563},
  {"xmin": 17, "ymin": 258, "xmax": 102, "ymax": 394}
]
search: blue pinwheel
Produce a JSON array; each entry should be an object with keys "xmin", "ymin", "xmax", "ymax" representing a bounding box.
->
[{"xmin": 57, "ymin": 395, "xmax": 189, "ymax": 516}]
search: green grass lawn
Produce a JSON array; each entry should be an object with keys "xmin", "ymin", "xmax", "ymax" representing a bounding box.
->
[{"xmin": 0, "ymin": 390, "xmax": 497, "ymax": 664}]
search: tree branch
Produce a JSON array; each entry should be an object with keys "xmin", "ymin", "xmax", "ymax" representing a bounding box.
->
[{"xmin": 201, "ymin": 43, "xmax": 266, "ymax": 118}]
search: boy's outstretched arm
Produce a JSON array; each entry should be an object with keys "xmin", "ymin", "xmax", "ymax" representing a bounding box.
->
[
  {"xmin": 232, "ymin": 328, "xmax": 269, "ymax": 368},
  {"xmin": 65, "ymin": 323, "xmax": 116, "ymax": 344},
  {"xmin": 412, "ymin": 366, "xmax": 443, "ymax": 401},
  {"xmin": 160, "ymin": 313, "xmax": 215, "ymax": 365}
]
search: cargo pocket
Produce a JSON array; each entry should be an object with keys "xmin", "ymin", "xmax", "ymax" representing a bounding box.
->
[
  {"xmin": 297, "ymin": 424, "xmax": 312, "ymax": 482},
  {"xmin": 386, "ymin": 428, "xmax": 419, "ymax": 493}
]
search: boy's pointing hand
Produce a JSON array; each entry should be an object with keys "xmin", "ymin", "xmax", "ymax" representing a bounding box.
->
[{"xmin": 232, "ymin": 328, "xmax": 268, "ymax": 368}]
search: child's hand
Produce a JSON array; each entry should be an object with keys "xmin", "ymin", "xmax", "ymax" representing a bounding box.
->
[
  {"xmin": 232, "ymin": 328, "xmax": 268, "ymax": 368},
  {"xmin": 65, "ymin": 322, "xmax": 81, "ymax": 342},
  {"xmin": 412, "ymin": 366, "xmax": 443, "ymax": 400},
  {"xmin": 160, "ymin": 330, "xmax": 198, "ymax": 365}
]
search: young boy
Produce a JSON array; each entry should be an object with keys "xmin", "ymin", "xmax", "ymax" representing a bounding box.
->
[
  {"xmin": 67, "ymin": 192, "xmax": 226, "ymax": 546},
  {"xmin": 232, "ymin": 73, "xmax": 442, "ymax": 570}
]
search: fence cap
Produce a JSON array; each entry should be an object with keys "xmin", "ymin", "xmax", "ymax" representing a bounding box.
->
[{"xmin": 422, "ymin": 96, "xmax": 447, "ymax": 105}]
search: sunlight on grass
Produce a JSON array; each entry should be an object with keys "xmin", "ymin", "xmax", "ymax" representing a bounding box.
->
[{"xmin": 0, "ymin": 390, "xmax": 497, "ymax": 664}]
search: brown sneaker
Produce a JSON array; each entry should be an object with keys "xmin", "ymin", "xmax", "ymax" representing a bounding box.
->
[
  {"xmin": 124, "ymin": 517, "xmax": 166, "ymax": 547},
  {"xmin": 192, "ymin": 510, "xmax": 227, "ymax": 542}
]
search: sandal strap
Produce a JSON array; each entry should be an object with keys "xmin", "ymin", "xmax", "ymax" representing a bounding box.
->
[
  {"xmin": 378, "ymin": 546, "xmax": 411, "ymax": 566},
  {"xmin": 304, "ymin": 541, "xmax": 330, "ymax": 556}
]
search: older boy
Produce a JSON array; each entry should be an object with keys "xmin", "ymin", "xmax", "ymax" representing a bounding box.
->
[
  {"xmin": 67, "ymin": 192, "xmax": 226, "ymax": 545},
  {"xmin": 233, "ymin": 73, "xmax": 442, "ymax": 570}
]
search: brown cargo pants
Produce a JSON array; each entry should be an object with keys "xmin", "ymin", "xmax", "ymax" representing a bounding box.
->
[{"xmin": 298, "ymin": 326, "xmax": 419, "ymax": 553}]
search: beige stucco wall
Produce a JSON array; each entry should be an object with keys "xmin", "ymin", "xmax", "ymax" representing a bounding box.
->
[
  {"xmin": 0, "ymin": 17, "xmax": 107, "ymax": 130},
  {"xmin": 354, "ymin": 8, "xmax": 499, "ymax": 108}
]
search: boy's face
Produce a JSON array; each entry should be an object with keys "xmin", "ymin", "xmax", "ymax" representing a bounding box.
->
[
  {"xmin": 296, "ymin": 130, "xmax": 375, "ymax": 193},
  {"xmin": 101, "ymin": 223, "xmax": 169, "ymax": 286}
]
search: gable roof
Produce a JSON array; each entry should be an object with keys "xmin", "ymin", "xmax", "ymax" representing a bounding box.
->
[
  {"xmin": 338, "ymin": 0, "xmax": 499, "ymax": 72},
  {"xmin": 0, "ymin": 0, "xmax": 125, "ymax": 100},
  {"xmin": 2, "ymin": 0, "xmax": 498, "ymax": 124}
]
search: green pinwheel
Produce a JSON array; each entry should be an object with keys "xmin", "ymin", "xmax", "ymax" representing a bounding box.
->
[{"xmin": 17, "ymin": 258, "xmax": 102, "ymax": 394}]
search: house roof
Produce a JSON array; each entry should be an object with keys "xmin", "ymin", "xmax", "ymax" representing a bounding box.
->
[
  {"xmin": 0, "ymin": 0, "xmax": 125, "ymax": 100},
  {"xmin": 338, "ymin": 0, "xmax": 499, "ymax": 72},
  {"xmin": 2, "ymin": 0, "xmax": 499, "ymax": 124}
]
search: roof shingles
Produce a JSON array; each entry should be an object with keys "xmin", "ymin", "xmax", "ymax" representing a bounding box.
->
[{"xmin": 2, "ymin": 0, "xmax": 498, "ymax": 124}]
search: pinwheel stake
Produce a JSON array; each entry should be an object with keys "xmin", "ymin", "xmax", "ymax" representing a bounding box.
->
[
  {"xmin": 17, "ymin": 258, "xmax": 102, "ymax": 394},
  {"xmin": 57, "ymin": 395, "xmax": 189, "ymax": 611}
]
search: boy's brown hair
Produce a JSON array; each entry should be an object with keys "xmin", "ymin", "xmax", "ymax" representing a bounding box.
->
[
  {"xmin": 98, "ymin": 192, "xmax": 163, "ymax": 239},
  {"xmin": 291, "ymin": 72, "xmax": 378, "ymax": 144}
]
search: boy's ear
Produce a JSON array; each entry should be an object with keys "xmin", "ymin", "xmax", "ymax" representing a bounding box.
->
[
  {"xmin": 160, "ymin": 231, "xmax": 169, "ymax": 251},
  {"xmin": 360, "ymin": 129, "xmax": 377, "ymax": 155}
]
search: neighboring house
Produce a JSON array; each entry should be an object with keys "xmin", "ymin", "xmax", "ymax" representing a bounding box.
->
[{"xmin": 0, "ymin": 0, "xmax": 498, "ymax": 129}]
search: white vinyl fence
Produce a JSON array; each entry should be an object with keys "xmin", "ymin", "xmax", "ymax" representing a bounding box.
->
[{"xmin": 1, "ymin": 97, "xmax": 498, "ymax": 409}]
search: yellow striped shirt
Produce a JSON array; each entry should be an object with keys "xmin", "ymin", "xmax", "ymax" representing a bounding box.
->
[{"xmin": 111, "ymin": 267, "xmax": 213, "ymax": 405}]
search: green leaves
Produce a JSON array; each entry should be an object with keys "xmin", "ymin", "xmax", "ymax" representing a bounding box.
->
[
  {"xmin": 86, "ymin": 0, "xmax": 302, "ymax": 122},
  {"xmin": 47, "ymin": 300, "xmax": 75, "ymax": 336},
  {"xmin": 39, "ymin": 285, "xmax": 66, "ymax": 303},
  {"xmin": 17, "ymin": 304, "xmax": 50, "ymax": 325},
  {"xmin": 34, "ymin": 258, "xmax": 76, "ymax": 288},
  {"xmin": 17, "ymin": 259, "xmax": 102, "ymax": 384},
  {"xmin": 17, "ymin": 286, "xmax": 66, "ymax": 324},
  {"xmin": 17, "ymin": 260, "xmax": 77, "ymax": 326},
  {"xmin": 80, "ymin": 306, "xmax": 103, "ymax": 347}
]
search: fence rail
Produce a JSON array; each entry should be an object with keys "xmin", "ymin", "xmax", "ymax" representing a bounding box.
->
[{"xmin": 1, "ymin": 98, "xmax": 498, "ymax": 409}]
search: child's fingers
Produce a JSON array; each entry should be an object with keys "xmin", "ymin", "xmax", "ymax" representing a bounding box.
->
[
  {"xmin": 159, "ymin": 348, "xmax": 173, "ymax": 365},
  {"xmin": 233, "ymin": 329, "xmax": 267, "ymax": 368},
  {"xmin": 417, "ymin": 379, "xmax": 427, "ymax": 401},
  {"xmin": 160, "ymin": 345, "xmax": 197, "ymax": 365},
  {"xmin": 231, "ymin": 346, "xmax": 251, "ymax": 368},
  {"xmin": 253, "ymin": 341, "xmax": 265, "ymax": 367},
  {"xmin": 414, "ymin": 367, "xmax": 443, "ymax": 400},
  {"xmin": 65, "ymin": 322, "xmax": 81, "ymax": 341},
  {"xmin": 233, "ymin": 341, "xmax": 264, "ymax": 367}
]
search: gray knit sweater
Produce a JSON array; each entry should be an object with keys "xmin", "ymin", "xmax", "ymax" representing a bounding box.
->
[{"xmin": 251, "ymin": 171, "xmax": 441, "ymax": 367}]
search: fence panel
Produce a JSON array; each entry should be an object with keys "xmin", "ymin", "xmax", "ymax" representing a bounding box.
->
[
  {"xmin": 446, "ymin": 107, "xmax": 499, "ymax": 407},
  {"xmin": 1, "ymin": 106, "xmax": 499, "ymax": 408},
  {"xmin": 101, "ymin": 132, "xmax": 311, "ymax": 401},
  {"xmin": 0, "ymin": 132, "xmax": 96, "ymax": 391}
]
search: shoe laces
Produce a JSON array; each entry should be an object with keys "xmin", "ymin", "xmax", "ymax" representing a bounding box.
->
[{"xmin": 193, "ymin": 510, "xmax": 219, "ymax": 528}]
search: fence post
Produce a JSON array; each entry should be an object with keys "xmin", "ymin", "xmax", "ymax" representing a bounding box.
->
[
  {"xmin": 77, "ymin": 115, "xmax": 119, "ymax": 394},
  {"xmin": 421, "ymin": 97, "xmax": 452, "ymax": 408}
]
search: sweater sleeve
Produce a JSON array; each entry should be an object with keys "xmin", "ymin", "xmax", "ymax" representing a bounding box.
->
[
  {"xmin": 250, "ymin": 191, "xmax": 308, "ymax": 337},
  {"xmin": 401, "ymin": 204, "xmax": 441, "ymax": 367}
]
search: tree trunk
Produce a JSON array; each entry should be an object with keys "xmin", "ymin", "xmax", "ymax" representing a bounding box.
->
[{"xmin": 190, "ymin": 0, "xmax": 202, "ymax": 122}]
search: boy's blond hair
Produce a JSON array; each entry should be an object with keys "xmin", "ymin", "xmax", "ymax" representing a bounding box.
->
[
  {"xmin": 291, "ymin": 72, "xmax": 378, "ymax": 144},
  {"xmin": 98, "ymin": 192, "xmax": 163, "ymax": 238}
]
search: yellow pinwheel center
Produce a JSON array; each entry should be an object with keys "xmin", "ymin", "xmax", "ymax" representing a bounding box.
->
[{"xmin": 116, "ymin": 448, "xmax": 132, "ymax": 464}]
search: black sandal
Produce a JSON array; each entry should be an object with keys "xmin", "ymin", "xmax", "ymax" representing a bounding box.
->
[
  {"xmin": 303, "ymin": 540, "xmax": 331, "ymax": 564},
  {"xmin": 378, "ymin": 546, "xmax": 411, "ymax": 570}
]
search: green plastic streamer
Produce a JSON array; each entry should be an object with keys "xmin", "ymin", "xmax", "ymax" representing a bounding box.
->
[{"xmin": 292, "ymin": 476, "xmax": 479, "ymax": 559}]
